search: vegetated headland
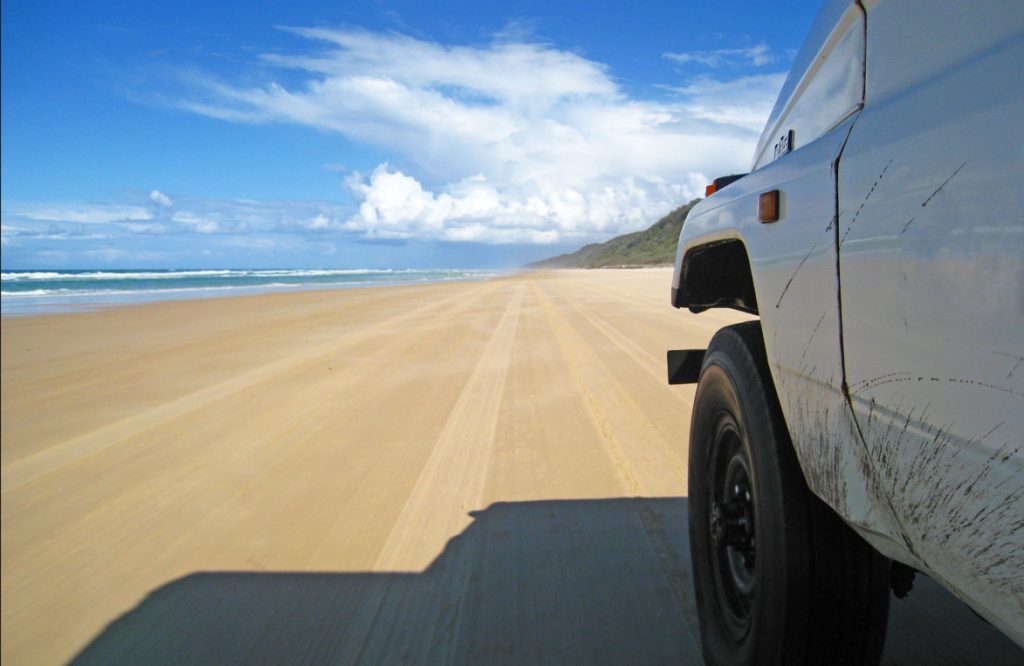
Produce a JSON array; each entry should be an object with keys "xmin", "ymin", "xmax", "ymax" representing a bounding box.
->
[{"xmin": 528, "ymin": 198, "xmax": 700, "ymax": 269}]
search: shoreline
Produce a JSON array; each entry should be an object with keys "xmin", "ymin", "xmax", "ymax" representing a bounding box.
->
[
  {"xmin": 0, "ymin": 268, "xmax": 507, "ymax": 318},
  {"xmin": 0, "ymin": 265, "xmax": 676, "ymax": 319}
]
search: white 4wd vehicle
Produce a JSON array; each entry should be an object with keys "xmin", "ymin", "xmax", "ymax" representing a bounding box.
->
[{"xmin": 667, "ymin": 1, "xmax": 1023, "ymax": 663}]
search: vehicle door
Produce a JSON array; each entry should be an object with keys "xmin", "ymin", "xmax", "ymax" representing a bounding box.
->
[{"xmin": 837, "ymin": 0, "xmax": 1024, "ymax": 644}]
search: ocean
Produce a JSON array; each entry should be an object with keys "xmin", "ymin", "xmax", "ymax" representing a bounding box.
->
[{"xmin": 0, "ymin": 268, "xmax": 501, "ymax": 316}]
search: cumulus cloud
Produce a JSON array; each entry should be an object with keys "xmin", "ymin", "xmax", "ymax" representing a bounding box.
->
[
  {"xmin": 173, "ymin": 27, "xmax": 782, "ymax": 244},
  {"xmin": 3, "ymin": 30, "xmax": 787, "ymax": 253},
  {"xmin": 150, "ymin": 190, "xmax": 174, "ymax": 207},
  {"xmin": 305, "ymin": 213, "xmax": 334, "ymax": 231},
  {"xmin": 342, "ymin": 164, "xmax": 705, "ymax": 244}
]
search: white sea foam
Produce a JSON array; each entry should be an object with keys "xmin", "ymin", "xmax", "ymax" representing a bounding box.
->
[
  {"xmin": 1, "ymin": 268, "xmax": 495, "ymax": 282},
  {"xmin": 0, "ymin": 268, "xmax": 503, "ymax": 315},
  {"xmin": 0, "ymin": 269, "xmax": 398, "ymax": 281}
]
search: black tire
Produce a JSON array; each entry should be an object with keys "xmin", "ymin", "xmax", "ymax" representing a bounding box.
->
[{"xmin": 689, "ymin": 322, "xmax": 890, "ymax": 666}]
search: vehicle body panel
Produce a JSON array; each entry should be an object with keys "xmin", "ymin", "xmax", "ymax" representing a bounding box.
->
[
  {"xmin": 838, "ymin": 0, "xmax": 1024, "ymax": 644},
  {"xmin": 675, "ymin": 119, "xmax": 909, "ymax": 542},
  {"xmin": 674, "ymin": 1, "xmax": 909, "ymax": 543},
  {"xmin": 752, "ymin": 0, "xmax": 865, "ymax": 170},
  {"xmin": 672, "ymin": 0, "xmax": 1024, "ymax": 646}
]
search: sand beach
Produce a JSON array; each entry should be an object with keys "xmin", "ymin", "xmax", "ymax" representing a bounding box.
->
[{"xmin": 2, "ymin": 269, "xmax": 1018, "ymax": 665}]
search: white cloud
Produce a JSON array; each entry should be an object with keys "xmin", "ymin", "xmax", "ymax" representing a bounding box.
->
[
  {"xmin": 266, "ymin": 27, "xmax": 618, "ymax": 110},
  {"xmin": 306, "ymin": 213, "xmax": 332, "ymax": 230},
  {"xmin": 0, "ymin": 197, "xmax": 292, "ymax": 242},
  {"xmin": 0, "ymin": 222, "xmax": 114, "ymax": 241},
  {"xmin": 664, "ymin": 43, "xmax": 775, "ymax": 68},
  {"xmin": 666, "ymin": 73, "xmax": 787, "ymax": 133},
  {"xmin": 150, "ymin": 190, "xmax": 174, "ymax": 207},
  {"xmin": 171, "ymin": 211, "xmax": 222, "ymax": 234},
  {"xmin": 3, "ymin": 31, "xmax": 786, "ymax": 252},
  {"xmin": 342, "ymin": 164, "xmax": 706, "ymax": 244},
  {"xmin": 6, "ymin": 203, "xmax": 153, "ymax": 224},
  {"xmin": 172, "ymin": 27, "xmax": 783, "ymax": 243},
  {"xmin": 276, "ymin": 211, "xmax": 346, "ymax": 232}
]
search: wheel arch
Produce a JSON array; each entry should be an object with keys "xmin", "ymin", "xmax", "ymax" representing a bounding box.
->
[{"xmin": 672, "ymin": 239, "xmax": 758, "ymax": 315}]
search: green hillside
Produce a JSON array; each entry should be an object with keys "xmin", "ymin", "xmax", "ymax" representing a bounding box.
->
[{"xmin": 527, "ymin": 198, "xmax": 700, "ymax": 269}]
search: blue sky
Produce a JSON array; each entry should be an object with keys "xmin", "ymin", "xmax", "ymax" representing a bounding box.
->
[{"xmin": 1, "ymin": 0, "xmax": 822, "ymax": 269}]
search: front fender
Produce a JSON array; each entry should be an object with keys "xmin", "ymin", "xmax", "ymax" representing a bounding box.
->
[{"xmin": 672, "ymin": 114, "xmax": 917, "ymax": 567}]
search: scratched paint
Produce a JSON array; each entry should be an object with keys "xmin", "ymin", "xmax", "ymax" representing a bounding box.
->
[
  {"xmin": 834, "ymin": 0, "xmax": 1024, "ymax": 644},
  {"xmin": 668, "ymin": 0, "xmax": 1024, "ymax": 653},
  {"xmin": 849, "ymin": 392, "xmax": 1024, "ymax": 631}
]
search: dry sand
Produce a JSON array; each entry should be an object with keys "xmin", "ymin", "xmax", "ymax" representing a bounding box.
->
[{"xmin": 2, "ymin": 269, "xmax": 1019, "ymax": 665}]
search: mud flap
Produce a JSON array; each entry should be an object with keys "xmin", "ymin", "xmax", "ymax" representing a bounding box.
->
[{"xmin": 667, "ymin": 349, "xmax": 706, "ymax": 385}]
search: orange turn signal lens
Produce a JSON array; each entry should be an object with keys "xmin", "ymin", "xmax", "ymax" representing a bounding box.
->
[
  {"xmin": 759, "ymin": 190, "xmax": 780, "ymax": 223},
  {"xmin": 705, "ymin": 183, "xmax": 716, "ymax": 197}
]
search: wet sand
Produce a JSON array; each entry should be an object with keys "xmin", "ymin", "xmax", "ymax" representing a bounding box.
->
[{"xmin": 2, "ymin": 269, "xmax": 1019, "ymax": 664}]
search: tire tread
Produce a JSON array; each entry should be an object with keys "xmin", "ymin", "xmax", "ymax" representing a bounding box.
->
[{"xmin": 690, "ymin": 322, "xmax": 890, "ymax": 666}]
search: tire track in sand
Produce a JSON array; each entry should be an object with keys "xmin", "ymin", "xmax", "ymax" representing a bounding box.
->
[
  {"xmin": 332, "ymin": 283, "xmax": 524, "ymax": 664},
  {"xmin": 531, "ymin": 281, "xmax": 687, "ymax": 496},
  {"xmin": 0, "ymin": 281, "xmax": 514, "ymax": 656},
  {"xmin": 1, "ymin": 281, "xmax": 503, "ymax": 493},
  {"xmin": 531, "ymin": 279, "xmax": 700, "ymax": 648},
  {"xmin": 374, "ymin": 281, "xmax": 524, "ymax": 570}
]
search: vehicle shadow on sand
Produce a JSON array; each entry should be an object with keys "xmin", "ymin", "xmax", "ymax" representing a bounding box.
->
[{"xmin": 71, "ymin": 498, "xmax": 1020, "ymax": 665}]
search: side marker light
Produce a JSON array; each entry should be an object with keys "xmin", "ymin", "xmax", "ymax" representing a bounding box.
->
[{"xmin": 759, "ymin": 190, "xmax": 780, "ymax": 223}]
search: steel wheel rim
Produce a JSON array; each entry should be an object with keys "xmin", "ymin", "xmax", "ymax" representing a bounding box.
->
[{"xmin": 709, "ymin": 414, "xmax": 757, "ymax": 634}]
